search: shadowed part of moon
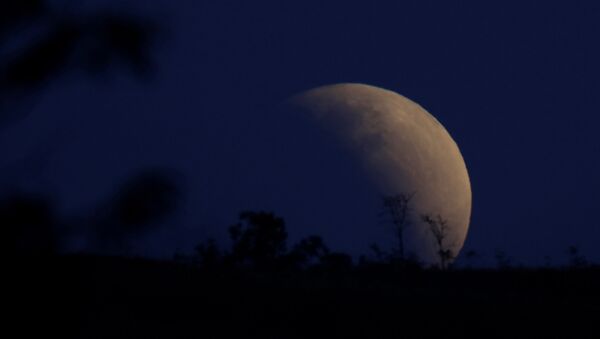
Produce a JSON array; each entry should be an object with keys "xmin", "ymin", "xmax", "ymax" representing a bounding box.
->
[{"xmin": 289, "ymin": 83, "xmax": 472, "ymax": 264}]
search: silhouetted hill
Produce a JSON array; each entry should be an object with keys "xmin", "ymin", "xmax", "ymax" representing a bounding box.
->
[{"xmin": 7, "ymin": 254, "xmax": 599, "ymax": 338}]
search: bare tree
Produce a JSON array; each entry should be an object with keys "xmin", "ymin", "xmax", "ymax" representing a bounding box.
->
[
  {"xmin": 382, "ymin": 193, "xmax": 414, "ymax": 261},
  {"xmin": 422, "ymin": 214, "xmax": 454, "ymax": 269}
]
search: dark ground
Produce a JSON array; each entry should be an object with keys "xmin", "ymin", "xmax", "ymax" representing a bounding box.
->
[{"xmin": 7, "ymin": 254, "xmax": 600, "ymax": 338}]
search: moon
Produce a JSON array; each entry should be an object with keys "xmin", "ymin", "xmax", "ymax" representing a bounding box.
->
[{"xmin": 286, "ymin": 83, "xmax": 472, "ymax": 265}]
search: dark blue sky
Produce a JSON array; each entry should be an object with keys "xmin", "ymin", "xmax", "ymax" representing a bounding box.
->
[{"xmin": 3, "ymin": 0, "xmax": 600, "ymax": 266}]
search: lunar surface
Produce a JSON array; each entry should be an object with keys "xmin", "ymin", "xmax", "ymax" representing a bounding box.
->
[{"xmin": 287, "ymin": 83, "xmax": 472, "ymax": 264}]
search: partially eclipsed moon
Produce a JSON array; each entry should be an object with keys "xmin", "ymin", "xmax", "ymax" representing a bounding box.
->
[{"xmin": 289, "ymin": 83, "xmax": 472, "ymax": 264}]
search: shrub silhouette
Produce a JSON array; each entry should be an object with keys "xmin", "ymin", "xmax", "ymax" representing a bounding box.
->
[
  {"xmin": 228, "ymin": 211, "xmax": 288, "ymax": 269},
  {"xmin": 319, "ymin": 252, "xmax": 353, "ymax": 272},
  {"xmin": 288, "ymin": 235, "xmax": 330, "ymax": 268},
  {"xmin": 193, "ymin": 212, "xmax": 340, "ymax": 272},
  {"xmin": 422, "ymin": 214, "xmax": 454, "ymax": 269},
  {"xmin": 194, "ymin": 238, "xmax": 221, "ymax": 268}
]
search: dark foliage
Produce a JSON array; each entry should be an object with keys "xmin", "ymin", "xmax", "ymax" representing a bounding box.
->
[
  {"xmin": 1, "ymin": 169, "xmax": 181, "ymax": 256},
  {"xmin": 79, "ymin": 12, "xmax": 157, "ymax": 76},
  {"xmin": 194, "ymin": 238, "xmax": 221, "ymax": 268},
  {"xmin": 228, "ymin": 211, "xmax": 288, "ymax": 269},
  {"xmin": 318, "ymin": 252, "xmax": 353, "ymax": 272},
  {"xmin": 288, "ymin": 235, "xmax": 330, "ymax": 267},
  {"xmin": 195, "ymin": 211, "xmax": 355, "ymax": 273},
  {"xmin": 0, "ymin": 1, "xmax": 46, "ymax": 36},
  {"xmin": 1, "ymin": 0, "xmax": 169, "ymax": 254},
  {"xmin": 0, "ymin": 0, "xmax": 158, "ymax": 127}
]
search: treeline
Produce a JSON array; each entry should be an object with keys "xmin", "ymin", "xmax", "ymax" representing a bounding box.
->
[{"xmin": 178, "ymin": 210, "xmax": 433, "ymax": 276}]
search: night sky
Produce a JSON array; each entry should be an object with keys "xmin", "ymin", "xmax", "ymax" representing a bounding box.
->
[{"xmin": 3, "ymin": 0, "xmax": 600, "ymax": 266}]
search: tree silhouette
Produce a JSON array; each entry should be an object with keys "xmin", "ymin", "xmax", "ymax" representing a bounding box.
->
[
  {"xmin": 422, "ymin": 214, "xmax": 454, "ymax": 269},
  {"xmin": 194, "ymin": 238, "xmax": 221, "ymax": 269},
  {"xmin": 382, "ymin": 193, "xmax": 414, "ymax": 261},
  {"xmin": 193, "ymin": 212, "xmax": 337, "ymax": 272},
  {"xmin": 228, "ymin": 211, "xmax": 288, "ymax": 270},
  {"xmin": 288, "ymin": 235, "xmax": 329, "ymax": 268}
]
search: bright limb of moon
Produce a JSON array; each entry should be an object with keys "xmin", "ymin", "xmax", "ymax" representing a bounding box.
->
[{"xmin": 289, "ymin": 83, "xmax": 472, "ymax": 264}]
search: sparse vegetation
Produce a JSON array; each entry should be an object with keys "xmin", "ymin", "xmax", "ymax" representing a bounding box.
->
[
  {"xmin": 381, "ymin": 193, "xmax": 415, "ymax": 263},
  {"xmin": 5, "ymin": 205, "xmax": 600, "ymax": 338},
  {"xmin": 422, "ymin": 214, "xmax": 454, "ymax": 269}
]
